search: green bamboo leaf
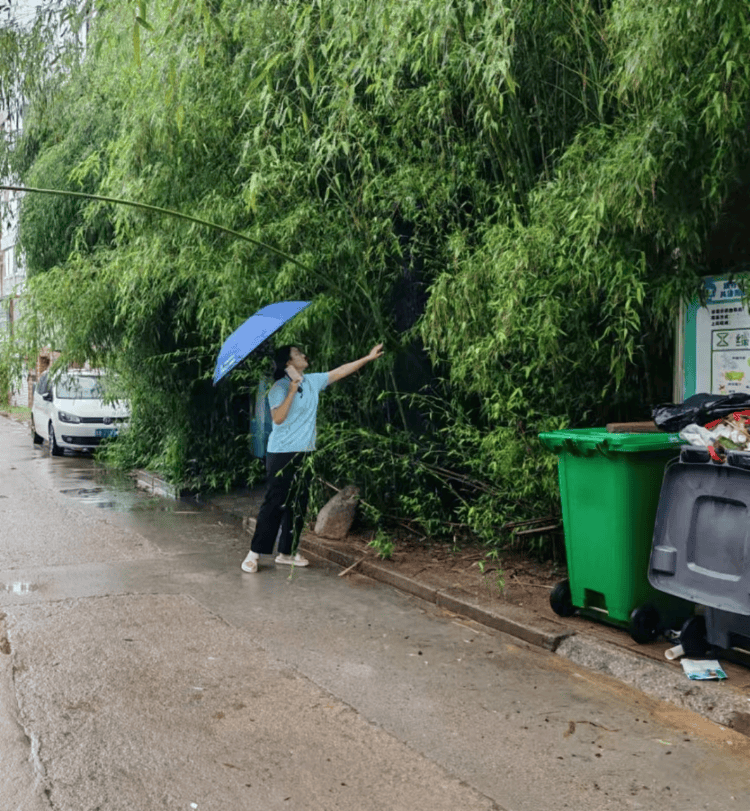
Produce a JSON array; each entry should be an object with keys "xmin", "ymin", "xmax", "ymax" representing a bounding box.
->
[
  {"xmin": 135, "ymin": 16, "xmax": 154, "ymax": 33},
  {"xmin": 166, "ymin": 62, "xmax": 177, "ymax": 105},
  {"xmin": 210, "ymin": 14, "xmax": 227, "ymax": 39},
  {"xmin": 307, "ymin": 51, "xmax": 315, "ymax": 85},
  {"xmin": 175, "ymin": 103, "xmax": 185, "ymax": 132},
  {"xmin": 132, "ymin": 19, "xmax": 141, "ymax": 67}
]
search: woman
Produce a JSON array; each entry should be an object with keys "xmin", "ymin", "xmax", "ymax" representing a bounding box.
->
[{"xmin": 241, "ymin": 342, "xmax": 384, "ymax": 573}]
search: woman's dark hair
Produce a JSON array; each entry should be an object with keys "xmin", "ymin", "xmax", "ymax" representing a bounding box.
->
[{"xmin": 272, "ymin": 345, "xmax": 295, "ymax": 381}]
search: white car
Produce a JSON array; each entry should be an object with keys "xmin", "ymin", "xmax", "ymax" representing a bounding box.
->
[{"xmin": 31, "ymin": 370, "xmax": 129, "ymax": 455}]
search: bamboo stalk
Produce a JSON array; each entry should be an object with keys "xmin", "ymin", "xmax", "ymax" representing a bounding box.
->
[{"xmin": 0, "ymin": 185, "xmax": 314, "ymax": 273}]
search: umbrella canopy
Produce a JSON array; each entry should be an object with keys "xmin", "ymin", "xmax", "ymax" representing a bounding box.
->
[{"xmin": 212, "ymin": 301, "xmax": 311, "ymax": 385}]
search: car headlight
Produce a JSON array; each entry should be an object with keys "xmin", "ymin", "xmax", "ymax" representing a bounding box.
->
[{"xmin": 58, "ymin": 410, "xmax": 81, "ymax": 424}]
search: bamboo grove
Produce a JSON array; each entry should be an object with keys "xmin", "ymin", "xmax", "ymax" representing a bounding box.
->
[{"xmin": 1, "ymin": 0, "xmax": 748, "ymax": 557}]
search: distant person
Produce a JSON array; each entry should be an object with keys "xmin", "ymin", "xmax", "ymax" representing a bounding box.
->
[{"xmin": 241, "ymin": 342, "xmax": 384, "ymax": 573}]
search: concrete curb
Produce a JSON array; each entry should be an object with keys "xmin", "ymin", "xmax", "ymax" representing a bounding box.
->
[
  {"xmin": 133, "ymin": 470, "xmax": 199, "ymax": 500},
  {"xmin": 556, "ymin": 633, "xmax": 750, "ymax": 733},
  {"xmin": 301, "ymin": 535, "xmax": 573, "ymax": 652}
]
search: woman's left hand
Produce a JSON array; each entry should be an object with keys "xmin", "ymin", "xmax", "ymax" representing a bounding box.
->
[{"xmin": 367, "ymin": 343, "xmax": 385, "ymax": 361}]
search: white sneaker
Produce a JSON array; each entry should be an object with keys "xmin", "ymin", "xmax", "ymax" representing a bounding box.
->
[
  {"xmin": 274, "ymin": 553, "xmax": 309, "ymax": 567},
  {"xmin": 241, "ymin": 551, "xmax": 259, "ymax": 573}
]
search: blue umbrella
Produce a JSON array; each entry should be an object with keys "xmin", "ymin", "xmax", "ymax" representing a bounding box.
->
[{"xmin": 213, "ymin": 300, "xmax": 312, "ymax": 385}]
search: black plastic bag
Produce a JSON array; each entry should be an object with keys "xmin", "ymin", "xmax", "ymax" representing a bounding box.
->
[{"xmin": 652, "ymin": 392, "xmax": 750, "ymax": 432}]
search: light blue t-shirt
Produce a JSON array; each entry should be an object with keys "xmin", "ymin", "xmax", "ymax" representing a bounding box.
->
[{"xmin": 266, "ymin": 372, "xmax": 329, "ymax": 453}]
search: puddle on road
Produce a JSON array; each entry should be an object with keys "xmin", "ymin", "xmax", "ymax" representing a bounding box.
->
[
  {"xmin": 59, "ymin": 481, "xmax": 203, "ymax": 515},
  {"xmin": 56, "ymin": 470, "xmax": 206, "ymax": 520},
  {"xmin": 59, "ymin": 483, "xmax": 136, "ymax": 511},
  {"xmin": 1, "ymin": 582, "xmax": 40, "ymax": 595},
  {"xmin": 58, "ymin": 470, "xmax": 177, "ymax": 513},
  {"xmin": 45, "ymin": 455, "xmax": 236, "ymax": 554},
  {"xmin": 37, "ymin": 452, "xmax": 206, "ymax": 517},
  {"xmin": 5, "ymin": 445, "xmax": 234, "ymax": 558}
]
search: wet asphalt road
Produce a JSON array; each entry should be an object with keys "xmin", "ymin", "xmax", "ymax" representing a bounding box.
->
[{"xmin": 1, "ymin": 415, "xmax": 750, "ymax": 811}]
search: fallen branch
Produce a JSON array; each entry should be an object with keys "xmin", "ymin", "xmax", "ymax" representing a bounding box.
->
[
  {"xmin": 319, "ymin": 478, "xmax": 341, "ymax": 492},
  {"xmin": 514, "ymin": 524, "xmax": 560, "ymax": 537},
  {"xmin": 338, "ymin": 555, "xmax": 367, "ymax": 577},
  {"xmin": 502, "ymin": 516, "xmax": 556, "ymax": 530}
]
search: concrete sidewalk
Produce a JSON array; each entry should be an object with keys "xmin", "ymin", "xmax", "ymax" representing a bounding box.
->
[{"xmin": 200, "ymin": 486, "xmax": 750, "ymax": 738}]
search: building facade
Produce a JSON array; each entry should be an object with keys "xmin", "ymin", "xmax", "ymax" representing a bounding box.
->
[{"xmin": 0, "ymin": 103, "xmax": 29, "ymax": 407}]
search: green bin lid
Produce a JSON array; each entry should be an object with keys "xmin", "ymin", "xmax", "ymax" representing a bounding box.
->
[{"xmin": 538, "ymin": 427, "xmax": 683, "ymax": 455}]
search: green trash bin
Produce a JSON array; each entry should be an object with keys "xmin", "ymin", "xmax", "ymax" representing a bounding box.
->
[{"xmin": 539, "ymin": 428, "xmax": 694, "ymax": 643}]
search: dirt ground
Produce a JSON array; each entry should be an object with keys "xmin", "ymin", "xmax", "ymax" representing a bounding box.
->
[{"xmin": 334, "ymin": 528, "xmax": 564, "ymax": 617}]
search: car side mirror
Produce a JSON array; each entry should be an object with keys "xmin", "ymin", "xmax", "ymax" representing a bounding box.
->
[{"xmin": 43, "ymin": 392, "xmax": 53, "ymax": 402}]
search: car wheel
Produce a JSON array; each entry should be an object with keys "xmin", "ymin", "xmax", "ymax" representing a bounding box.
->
[
  {"xmin": 49, "ymin": 423, "xmax": 64, "ymax": 456},
  {"xmin": 31, "ymin": 417, "xmax": 44, "ymax": 445}
]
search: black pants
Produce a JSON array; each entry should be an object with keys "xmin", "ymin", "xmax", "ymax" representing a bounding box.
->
[{"xmin": 250, "ymin": 452, "xmax": 311, "ymax": 556}]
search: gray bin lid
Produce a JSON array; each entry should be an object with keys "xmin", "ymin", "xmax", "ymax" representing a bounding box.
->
[{"xmin": 649, "ymin": 450, "xmax": 750, "ymax": 615}]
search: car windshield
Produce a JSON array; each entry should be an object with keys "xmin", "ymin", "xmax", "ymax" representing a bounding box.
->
[{"xmin": 56, "ymin": 375, "xmax": 104, "ymax": 400}]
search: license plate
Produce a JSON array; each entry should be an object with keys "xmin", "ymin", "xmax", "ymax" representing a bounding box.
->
[{"xmin": 95, "ymin": 428, "xmax": 117, "ymax": 438}]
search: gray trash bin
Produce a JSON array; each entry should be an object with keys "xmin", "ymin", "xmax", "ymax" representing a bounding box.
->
[{"xmin": 649, "ymin": 447, "xmax": 750, "ymax": 652}]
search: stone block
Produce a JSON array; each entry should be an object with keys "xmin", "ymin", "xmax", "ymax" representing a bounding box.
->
[{"xmin": 314, "ymin": 485, "xmax": 360, "ymax": 539}]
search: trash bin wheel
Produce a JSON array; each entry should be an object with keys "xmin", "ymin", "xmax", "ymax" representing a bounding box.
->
[
  {"xmin": 679, "ymin": 615, "xmax": 709, "ymax": 657},
  {"xmin": 550, "ymin": 579, "xmax": 576, "ymax": 617},
  {"xmin": 629, "ymin": 604, "xmax": 661, "ymax": 644}
]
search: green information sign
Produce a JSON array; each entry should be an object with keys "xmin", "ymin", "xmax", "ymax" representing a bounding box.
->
[{"xmin": 681, "ymin": 275, "xmax": 750, "ymax": 399}]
